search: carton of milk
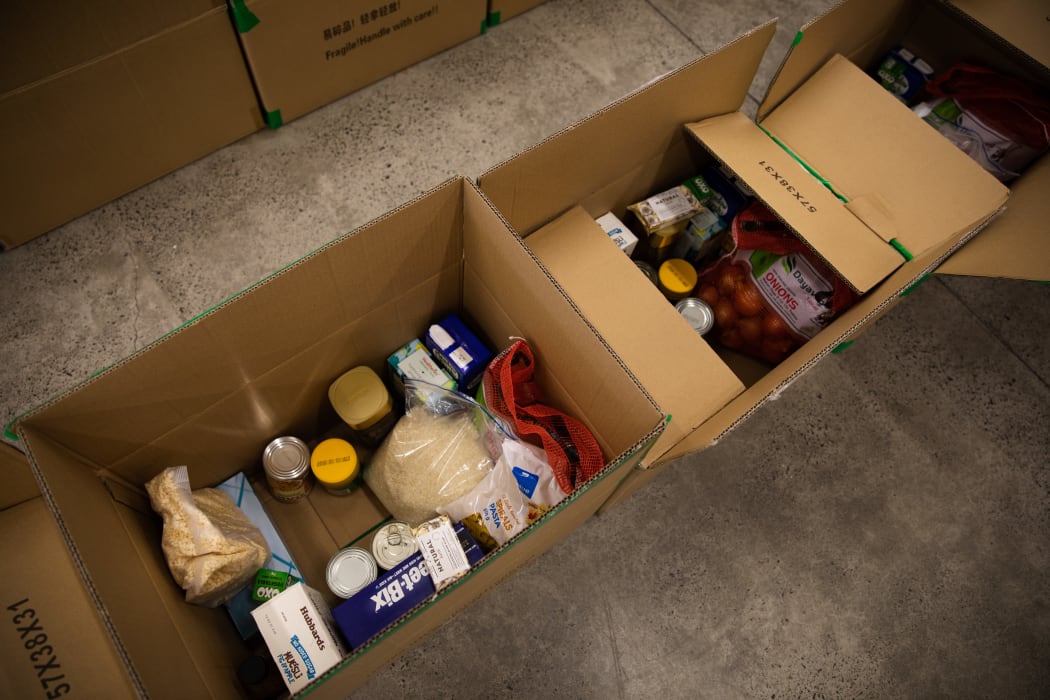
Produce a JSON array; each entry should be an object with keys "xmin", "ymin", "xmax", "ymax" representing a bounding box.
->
[
  {"xmin": 595, "ymin": 212, "xmax": 638, "ymax": 255},
  {"xmin": 251, "ymin": 582, "xmax": 347, "ymax": 693}
]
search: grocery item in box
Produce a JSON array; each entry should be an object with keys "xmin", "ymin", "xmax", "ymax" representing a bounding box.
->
[
  {"xmin": 873, "ymin": 46, "xmax": 933, "ymax": 104},
  {"xmin": 217, "ymin": 471, "xmax": 303, "ymax": 639},
  {"xmin": 251, "ymin": 582, "xmax": 347, "ymax": 694},
  {"xmin": 695, "ymin": 201, "xmax": 858, "ymax": 365},
  {"xmin": 425, "ymin": 314, "xmax": 494, "ymax": 392},
  {"xmin": 670, "ymin": 204, "xmax": 727, "ymax": 267},
  {"xmin": 595, "ymin": 212, "xmax": 638, "ymax": 255},
  {"xmin": 387, "ymin": 338, "xmax": 458, "ymax": 395},
  {"xmin": 332, "ymin": 522, "xmax": 483, "ymax": 649}
]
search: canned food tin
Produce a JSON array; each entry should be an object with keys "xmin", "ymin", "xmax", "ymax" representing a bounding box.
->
[
  {"xmin": 326, "ymin": 547, "xmax": 378, "ymax": 599},
  {"xmin": 371, "ymin": 521, "xmax": 418, "ymax": 570},
  {"xmin": 262, "ymin": 436, "xmax": 313, "ymax": 503},
  {"xmin": 634, "ymin": 260, "xmax": 658, "ymax": 285},
  {"xmin": 676, "ymin": 297, "xmax": 715, "ymax": 336}
]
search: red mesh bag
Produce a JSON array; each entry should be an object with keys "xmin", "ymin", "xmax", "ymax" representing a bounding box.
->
[
  {"xmin": 695, "ymin": 201, "xmax": 858, "ymax": 365},
  {"xmin": 482, "ymin": 339, "xmax": 604, "ymax": 494}
]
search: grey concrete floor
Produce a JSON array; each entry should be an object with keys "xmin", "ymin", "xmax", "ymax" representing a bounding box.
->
[{"xmin": 3, "ymin": 0, "xmax": 1049, "ymax": 698}]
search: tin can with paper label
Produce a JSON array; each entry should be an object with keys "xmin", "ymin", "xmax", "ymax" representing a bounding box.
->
[{"xmin": 262, "ymin": 436, "xmax": 313, "ymax": 503}]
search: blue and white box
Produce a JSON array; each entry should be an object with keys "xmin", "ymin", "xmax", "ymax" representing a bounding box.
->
[
  {"xmin": 332, "ymin": 523, "xmax": 483, "ymax": 649},
  {"xmin": 424, "ymin": 314, "xmax": 494, "ymax": 392},
  {"xmin": 595, "ymin": 212, "xmax": 638, "ymax": 255},
  {"xmin": 251, "ymin": 582, "xmax": 347, "ymax": 694}
]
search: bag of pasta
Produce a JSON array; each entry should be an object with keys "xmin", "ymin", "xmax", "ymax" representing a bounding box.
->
[{"xmin": 146, "ymin": 466, "xmax": 270, "ymax": 607}]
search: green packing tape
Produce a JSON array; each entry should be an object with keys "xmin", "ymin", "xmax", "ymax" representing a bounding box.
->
[
  {"xmin": 900, "ymin": 273, "xmax": 930, "ymax": 297},
  {"xmin": 791, "ymin": 31, "xmax": 804, "ymax": 47},
  {"xmin": 229, "ymin": 0, "xmax": 260, "ymax": 33},
  {"xmin": 4, "ymin": 418, "xmax": 20, "ymax": 441},
  {"xmin": 480, "ymin": 18, "xmax": 488, "ymax": 34},
  {"xmin": 831, "ymin": 340, "xmax": 855, "ymax": 354},
  {"xmin": 488, "ymin": 11, "xmax": 501, "ymax": 27},
  {"xmin": 265, "ymin": 109, "xmax": 283, "ymax": 129},
  {"xmin": 756, "ymin": 124, "xmax": 848, "ymax": 203},
  {"xmin": 888, "ymin": 238, "xmax": 915, "ymax": 261}
]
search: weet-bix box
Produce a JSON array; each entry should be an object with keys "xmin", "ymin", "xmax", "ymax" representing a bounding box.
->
[
  {"xmin": 333, "ymin": 523, "xmax": 483, "ymax": 649},
  {"xmin": 251, "ymin": 582, "xmax": 348, "ymax": 693}
]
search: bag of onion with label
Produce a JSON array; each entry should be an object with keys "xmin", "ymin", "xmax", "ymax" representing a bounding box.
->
[{"xmin": 694, "ymin": 200, "xmax": 859, "ymax": 365}]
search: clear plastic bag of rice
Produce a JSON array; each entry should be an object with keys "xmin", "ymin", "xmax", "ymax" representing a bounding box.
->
[{"xmin": 364, "ymin": 379, "xmax": 510, "ymax": 526}]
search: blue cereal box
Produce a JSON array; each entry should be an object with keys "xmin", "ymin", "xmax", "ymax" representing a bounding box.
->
[
  {"xmin": 332, "ymin": 523, "xmax": 483, "ymax": 649},
  {"xmin": 424, "ymin": 314, "xmax": 494, "ymax": 391}
]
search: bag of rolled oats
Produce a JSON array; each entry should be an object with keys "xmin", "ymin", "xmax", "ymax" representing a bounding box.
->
[{"xmin": 146, "ymin": 466, "xmax": 270, "ymax": 607}]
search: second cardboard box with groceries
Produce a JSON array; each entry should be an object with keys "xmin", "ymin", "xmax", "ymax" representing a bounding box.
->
[
  {"xmin": 480, "ymin": 0, "xmax": 1050, "ymax": 511},
  {"xmin": 6, "ymin": 0, "xmax": 1050, "ymax": 696}
]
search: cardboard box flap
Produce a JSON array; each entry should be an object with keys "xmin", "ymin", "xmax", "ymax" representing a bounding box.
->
[
  {"xmin": 479, "ymin": 20, "xmax": 777, "ymax": 236},
  {"xmin": 523, "ymin": 206, "xmax": 744, "ymax": 461},
  {"xmin": 947, "ymin": 0, "xmax": 1050, "ymax": 71},
  {"xmin": 758, "ymin": 0, "xmax": 914, "ymax": 120},
  {"xmin": 687, "ymin": 110, "xmax": 905, "ymax": 294},
  {"xmin": 759, "ymin": 54, "xmax": 1008, "ymax": 262},
  {"xmin": 0, "ymin": 442, "xmax": 38, "ymax": 510},
  {"xmin": 935, "ymin": 153, "xmax": 1050, "ymax": 280}
]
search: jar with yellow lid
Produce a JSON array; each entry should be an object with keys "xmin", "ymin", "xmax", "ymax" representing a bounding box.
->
[
  {"xmin": 658, "ymin": 258, "xmax": 698, "ymax": 302},
  {"xmin": 328, "ymin": 366, "xmax": 398, "ymax": 448},
  {"xmin": 310, "ymin": 438, "xmax": 361, "ymax": 495}
]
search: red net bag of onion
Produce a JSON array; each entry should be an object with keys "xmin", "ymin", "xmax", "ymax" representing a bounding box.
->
[{"xmin": 694, "ymin": 200, "xmax": 859, "ymax": 365}]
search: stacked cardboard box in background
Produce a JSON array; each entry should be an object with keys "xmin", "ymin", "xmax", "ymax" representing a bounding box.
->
[
  {"xmin": 0, "ymin": 0, "xmax": 264, "ymax": 250},
  {"xmin": 228, "ymin": 0, "xmax": 488, "ymax": 127}
]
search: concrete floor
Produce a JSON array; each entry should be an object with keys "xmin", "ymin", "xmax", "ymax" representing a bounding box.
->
[{"xmin": 3, "ymin": 0, "xmax": 1049, "ymax": 697}]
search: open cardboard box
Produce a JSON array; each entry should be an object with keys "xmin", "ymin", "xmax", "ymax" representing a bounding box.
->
[
  {"xmin": 479, "ymin": 0, "xmax": 1050, "ymax": 512},
  {"xmin": 4, "ymin": 177, "xmax": 666, "ymax": 698}
]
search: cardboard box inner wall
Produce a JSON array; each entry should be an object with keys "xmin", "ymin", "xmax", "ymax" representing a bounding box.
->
[
  {"xmin": 15, "ymin": 177, "xmax": 664, "ymax": 698},
  {"xmin": 0, "ymin": 443, "xmax": 137, "ymax": 698},
  {"xmin": 0, "ymin": 1, "xmax": 263, "ymax": 250},
  {"xmin": 480, "ymin": 3, "xmax": 1045, "ymax": 510},
  {"xmin": 231, "ymin": 0, "xmax": 488, "ymax": 126}
]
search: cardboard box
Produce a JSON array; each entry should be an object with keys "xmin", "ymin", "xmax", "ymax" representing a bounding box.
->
[
  {"xmin": 478, "ymin": 3, "xmax": 1049, "ymax": 513},
  {"xmin": 10, "ymin": 177, "xmax": 666, "ymax": 697},
  {"xmin": 0, "ymin": 443, "xmax": 137, "ymax": 698},
  {"xmin": 486, "ymin": 0, "xmax": 547, "ymax": 27},
  {"xmin": 0, "ymin": 0, "xmax": 263, "ymax": 250},
  {"xmin": 229, "ymin": 0, "xmax": 488, "ymax": 126}
]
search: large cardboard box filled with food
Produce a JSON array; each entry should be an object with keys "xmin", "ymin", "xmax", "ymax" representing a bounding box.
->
[
  {"xmin": 479, "ymin": 0, "xmax": 1050, "ymax": 512},
  {"xmin": 0, "ymin": 0, "xmax": 263, "ymax": 250},
  {"xmin": 229, "ymin": 0, "xmax": 487, "ymax": 127},
  {"xmin": 7, "ymin": 177, "xmax": 667, "ymax": 698}
]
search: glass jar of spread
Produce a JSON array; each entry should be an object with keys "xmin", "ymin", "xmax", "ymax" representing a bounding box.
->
[
  {"xmin": 310, "ymin": 438, "xmax": 360, "ymax": 496},
  {"xmin": 328, "ymin": 366, "xmax": 398, "ymax": 448},
  {"xmin": 657, "ymin": 258, "xmax": 698, "ymax": 301}
]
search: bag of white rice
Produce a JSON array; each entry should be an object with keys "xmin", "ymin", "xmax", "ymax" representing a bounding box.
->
[{"xmin": 364, "ymin": 380, "xmax": 507, "ymax": 526}]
